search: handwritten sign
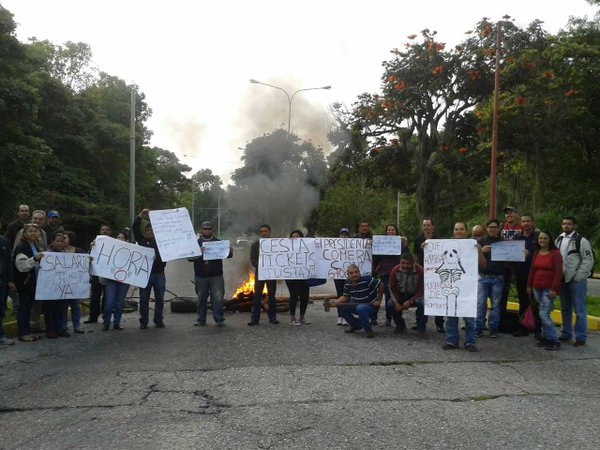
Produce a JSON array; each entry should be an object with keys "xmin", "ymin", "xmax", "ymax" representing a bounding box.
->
[
  {"xmin": 90, "ymin": 236, "xmax": 156, "ymax": 288},
  {"xmin": 36, "ymin": 252, "xmax": 91, "ymax": 300},
  {"xmin": 148, "ymin": 208, "xmax": 201, "ymax": 261},
  {"xmin": 423, "ymin": 239, "xmax": 478, "ymax": 318},
  {"xmin": 202, "ymin": 240, "xmax": 231, "ymax": 261},
  {"xmin": 491, "ymin": 240, "xmax": 526, "ymax": 262},
  {"xmin": 372, "ymin": 235, "xmax": 402, "ymax": 255},
  {"xmin": 257, "ymin": 238, "xmax": 372, "ymax": 280}
]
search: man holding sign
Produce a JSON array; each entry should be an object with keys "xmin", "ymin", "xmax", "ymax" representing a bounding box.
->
[
  {"xmin": 189, "ymin": 221, "xmax": 232, "ymax": 327},
  {"xmin": 133, "ymin": 209, "xmax": 167, "ymax": 329}
]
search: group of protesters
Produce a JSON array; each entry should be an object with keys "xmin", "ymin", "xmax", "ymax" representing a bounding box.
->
[{"xmin": 0, "ymin": 204, "xmax": 595, "ymax": 353}]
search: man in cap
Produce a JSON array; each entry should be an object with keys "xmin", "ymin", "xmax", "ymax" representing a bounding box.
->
[
  {"xmin": 334, "ymin": 227, "xmax": 351, "ymax": 325},
  {"xmin": 499, "ymin": 206, "xmax": 524, "ymax": 332},
  {"xmin": 189, "ymin": 221, "xmax": 232, "ymax": 327},
  {"xmin": 44, "ymin": 210, "xmax": 63, "ymax": 243}
]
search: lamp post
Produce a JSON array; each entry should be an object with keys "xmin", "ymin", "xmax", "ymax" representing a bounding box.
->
[{"xmin": 249, "ymin": 79, "xmax": 331, "ymax": 134}]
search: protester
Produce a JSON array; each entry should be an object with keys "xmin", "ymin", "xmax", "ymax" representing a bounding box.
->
[
  {"xmin": 13, "ymin": 210, "xmax": 48, "ymax": 250},
  {"xmin": 443, "ymin": 222, "xmax": 486, "ymax": 351},
  {"xmin": 388, "ymin": 253, "xmax": 425, "ymax": 334},
  {"xmin": 413, "ymin": 217, "xmax": 445, "ymax": 333},
  {"xmin": 0, "ymin": 232, "xmax": 15, "ymax": 345},
  {"xmin": 556, "ymin": 216, "xmax": 595, "ymax": 347},
  {"xmin": 355, "ymin": 220, "xmax": 377, "ymax": 325},
  {"xmin": 102, "ymin": 231, "xmax": 131, "ymax": 331},
  {"xmin": 44, "ymin": 232, "xmax": 70, "ymax": 338},
  {"xmin": 499, "ymin": 206, "xmax": 524, "ymax": 331},
  {"xmin": 133, "ymin": 209, "xmax": 167, "ymax": 329},
  {"xmin": 476, "ymin": 218, "xmax": 504, "ymax": 338},
  {"xmin": 285, "ymin": 230, "xmax": 311, "ymax": 326},
  {"xmin": 190, "ymin": 221, "xmax": 232, "ymax": 327},
  {"xmin": 329, "ymin": 264, "xmax": 383, "ymax": 338},
  {"xmin": 527, "ymin": 231, "xmax": 563, "ymax": 351},
  {"xmin": 334, "ymin": 227, "xmax": 351, "ymax": 326},
  {"xmin": 85, "ymin": 224, "xmax": 112, "ymax": 324},
  {"xmin": 62, "ymin": 231, "xmax": 84, "ymax": 334},
  {"xmin": 372, "ymin": 224, "xmax": 405, "ymax": 327},
  {"xmin": 13, "ymin": 224, "xmax": 45, "ymax": 342},
  {"xmin": 44, "ymin": 210, "xmax": 63, "ymax": 243},
  {"xmin": 4, "ymin": 204, "xmax": 30, "ymax": 248},
  {"xmin": 248, "ymin": 224, "xmax": 278, "ymax": 326},
  {"xmin": 512, "ymin": 214, "xmax": 541, "ymax": 338},
  {"xmin": 471, "ymin": 224, "xmax": 484, "ymax": 240}
]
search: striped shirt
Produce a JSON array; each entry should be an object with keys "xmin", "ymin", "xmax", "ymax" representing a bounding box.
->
[{"xmin": 343, "ymin": 276, "xmax": 380, "ymax": 304}]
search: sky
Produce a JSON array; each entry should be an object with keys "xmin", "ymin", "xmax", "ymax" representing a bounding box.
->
[{"xmin": 3, "ymin": 0, "xmax": 597, "ymax": 184}]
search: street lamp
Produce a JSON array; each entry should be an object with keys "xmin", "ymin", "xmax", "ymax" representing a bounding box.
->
[{"xmin": 249, "ymin": 79, "xmax": 331, "ymax": 134}]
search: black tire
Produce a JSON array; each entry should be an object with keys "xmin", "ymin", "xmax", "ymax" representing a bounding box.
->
[{"xmin": 170, "ymin": 297, "xmax": 198, "ymax": 313}]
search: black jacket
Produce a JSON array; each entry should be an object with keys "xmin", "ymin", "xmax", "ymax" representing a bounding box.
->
[
  {"xmin": 132, "ymin": 216, "xmax": 166, "ymax": 274},
  {"xmin": 191, "ymin": 236, "xmax": 232, "ymax": 277},
  {"xmin": 0, "ymin": 235, "xmax": 13, "ymax": 285}
]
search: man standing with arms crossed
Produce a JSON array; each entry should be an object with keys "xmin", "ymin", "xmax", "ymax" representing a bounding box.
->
[{"xmin": 248, "ymin": 224, "xmax": 278, "ymax": 326}]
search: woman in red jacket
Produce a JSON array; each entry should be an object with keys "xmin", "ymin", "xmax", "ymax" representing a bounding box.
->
[{"xmin": 527, "ymin": 231, "xmax": 563, "ymax": 351}]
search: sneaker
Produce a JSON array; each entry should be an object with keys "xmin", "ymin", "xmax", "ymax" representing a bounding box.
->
[
  {"xmin": 513, "ymin": 329, "xmax": 529, "ymax": 337},
  {"xmin": 269, "ymin": 320, "xmax": 280, "ymax": 325},
  {"xmin": 336, "ymin": 317, "xmax": 344, "ymax": 326},
  {"xmin": 139, "ymin": 324, "xmax": 148, "ymax": 329},
  {"xmin": 536, "ymin": 339, "xmax": 551, "ymax": 348},
  {"xmin": 558, "ymin": 336, "xmax": 571, "ymax": 342},
  {"xmin": 442, "ymin": 343, "xmax": 458, "ymax": 350},
  {"xmin": 215, "ymin": 322, "xmax": 224, "ymax": 327},
  {"xmin": 341, "ymin": 319, "xmax": 349, "ymax": 326},
  {"xmin": 0, "ymin": 337, "xmax": 15, "ymax": 345},
  {"xmin": 364, "ymin": 330, "xmax": 375, "ymax": 338},
  {"xmin": 155, "ymin": 323, "xmax": 165, "ymax": 328},
  {"xmin": 545, "ymin": 341, "xmax": 561, "ymax": 351},
  {"xmin": 381, "ymin": 320, "xmax": 391, "ymax": 327},
  {"xmin": 290, "ymin": 320, "xmax": 302, "ymax": 326},
  {"xmin": 489, "ymin": 331, "xmax": 499, "ymax": 338},
  {"xmin": 573, "ymin": 340, "xmax": 586, "ymax": 347},
  {"xmin": 102, "ymin": 324, "xmax": 110, "ymax": 331},
  {"xmin": 475, "ymin": 331, "xmax": 484, "ymax": 338},
  {"xmin": 247, "ymin": 321, "xmax": 259, "ymax": 326},
  {"xmin": 465, "ymin": 344, "xmax": 478, "ymax": 352},
  {"xmin": 73, "ymin": 328, "xmax": 85, "ymax": 334},
  {"xmin": 114, "ymin": 325, "xmax": 124, "ymax": 330},
  {"xmin": 194, "ymin": 322, "xmax": 206, "ymax": 327},
  {"xmin": 57, "ymin": 330, "xmax": 70, "ymax": 338},
  {"xmin": 83, "ymin": 318, "xmax": 98, "ymax": 324},
  {"xmin": 46, "ymin": 332, "xmax": 58, "ymax": 339}
]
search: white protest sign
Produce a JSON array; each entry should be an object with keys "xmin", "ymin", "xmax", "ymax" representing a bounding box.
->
[
  {"xmin": 36, "ymin": 252, "xmax": 91, "ymax": 300},
  {"xmin": 148, "ymin": 208, "xmax": 201, "ymax": 261},
  {"xmin": 491, "ymin": 240, "xmax": 525, "ymax": 262},
  {"xmin": 423, "ymin": 239, "xmax": 478, "ymax": 318},
  {"xmin": 202, "ymin": 240, "xmax": 231, "ymax": 261},
  {"xmin": 90, "ymin": 236, "xmax": 156, "ymax": 288},
  {"xmin": 258, "ymin": 238, "xmax": 317, "ymax": 280},
  {"xmin": 372, "ymin": 235, "xmax": 402, "ymax": 255},
  {"xmin": 314, "ymin": 238, "xmax": 372, "ymax": 279}
]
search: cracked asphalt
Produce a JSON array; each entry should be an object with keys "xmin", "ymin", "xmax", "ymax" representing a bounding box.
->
[{"xmin": 1, "ymin": 257, "xmax": 599, "ymax": 449}]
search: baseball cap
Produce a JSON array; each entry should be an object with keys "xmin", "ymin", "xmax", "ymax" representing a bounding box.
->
[
  {"xmin": 47, "ymin": 210, "xmax": 59, "ymax": 218},
  {"xmin": 503, "ymin": 206, "xmax": 517, "ymax": 214},
  {"xmin": 201, "ymin": 221, "xmax": 213, "ymax": 229},
  {"xmin": 339, "ymin": 227, "xmax": 350, "ymax": 235}
]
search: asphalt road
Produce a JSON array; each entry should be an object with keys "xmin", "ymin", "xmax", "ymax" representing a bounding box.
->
[{"xmin": 1, "ymin": 255, "xmax": 599, "ymax": 449}]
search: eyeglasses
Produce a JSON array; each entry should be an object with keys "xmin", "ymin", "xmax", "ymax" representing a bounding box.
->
[{"xmin": 202, "ymin": 228, "xmax": 212, "ymax": 231}]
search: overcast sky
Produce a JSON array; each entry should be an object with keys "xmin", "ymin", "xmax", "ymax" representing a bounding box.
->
[{"xmin": 3, "ymin": 0, "xmax": 597, "ymax": 183}]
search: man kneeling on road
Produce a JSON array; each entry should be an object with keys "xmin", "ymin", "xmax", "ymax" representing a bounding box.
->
[
  {"xmin": 388, "ymin": 253, "xmax": 425, "ymax": 334},
  {"xmin": 329, "ymin": 264, "xmax": 383, "ymax": 338}
]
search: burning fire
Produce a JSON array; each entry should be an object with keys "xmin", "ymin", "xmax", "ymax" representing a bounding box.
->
[{"xmin": 233, "ymin": 272, "xmax": 267, "ymax": 299}]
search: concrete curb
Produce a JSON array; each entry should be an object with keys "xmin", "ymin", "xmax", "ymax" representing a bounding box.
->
[{"xmin": 506, "ymin": 301, "xmax": 600, "ymax": 331}]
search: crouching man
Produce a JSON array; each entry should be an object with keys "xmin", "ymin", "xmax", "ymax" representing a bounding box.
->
[
  {"xmin": 389, "ymin": 253, "xmax": 425, "ymax": 334},
  {"xmin": 329, "ymin": 264, "xmax": 383, "ymax": 338}
]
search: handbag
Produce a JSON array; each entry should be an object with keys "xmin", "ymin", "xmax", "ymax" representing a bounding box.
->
[{"xmin": 521, "ymin": 305, "xmax": 536, "ymax": 332}]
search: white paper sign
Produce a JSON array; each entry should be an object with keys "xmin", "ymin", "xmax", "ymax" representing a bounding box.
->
[
  {"xmin": 90, "ymin": 236, "xmax": 156, "ymax": 288},
  {"xmin": 36, "ymin": 252, "xmax": 91, "ymax": 300},
  {"xmin": 148, "ymin": 208, "xmax": 201, "ymax": 261},
  {"xmin": 491, "ymin": 240, "xmax": 525, "ymax": 262},
  {"xmin": 202, "ymin": 240, "xmax": 231, "ymax": 261},
  {"xmin": 423, "ymin": 239, "xmax": 478, "ymax": 318},
  {"xmin": 372, "ymin": 235, "xmax": 402, "ymax": 255},
  {"xmin": 257, "ymin": 238, "xmax": 371, "ymax": 280}
]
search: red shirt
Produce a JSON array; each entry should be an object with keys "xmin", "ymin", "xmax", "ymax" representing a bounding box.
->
[{"xmin": 527, "ymin": 250, "xmax": 563, "ymax": 292}]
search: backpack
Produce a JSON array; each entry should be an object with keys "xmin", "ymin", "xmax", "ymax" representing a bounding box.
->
[{"xmin": 556, "ymin": 234, "xmax": 597, "ymax": 278}]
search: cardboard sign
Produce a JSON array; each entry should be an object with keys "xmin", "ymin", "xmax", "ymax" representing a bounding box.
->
[
  {"xmin": 202, "ymin": 240, "xmax": 231, "ymax": 261},
  {"xmin": 148, "ymin": 208, "xmax": 201, "ymax": 261},
  {"xmin": 423, "ymin": 239, "xmax": 478, "ymax": 318},
  {"xmin": 491, "ymin": 240, "xmax": 526, "ymax": 262},
  {"xmin": 90, "ymin": 236, "xmax": 156, "ymax": 288},
  {"xmin": 36, "ymin": 252, "xmax": 91, "ymax": 300},
  {"xmin": 372, "ymin": 235, "xmax": 402, "ymax": 255}
]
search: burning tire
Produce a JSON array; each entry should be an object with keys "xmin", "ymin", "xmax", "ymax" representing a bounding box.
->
[{"xmin": 170, "ymin": 296, "xmax": 198, "ymax": 313}]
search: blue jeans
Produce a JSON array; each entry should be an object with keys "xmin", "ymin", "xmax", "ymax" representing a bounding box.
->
[
  {"xmin": 104, "ymin": 281, "xmax": 129, "ymax": 326},
  {"xmin": 195, "ymin": 276, "xmax": 225, "ymax": 324},
  {"xmin": 476, "ymin": 275, "xmax": 503, "ymax": 333},
  {"xmin": 338, "ymin": 303, "xmax": 376, "ymax": 332},
  {"xmin": 559, "ymin": 279, "xmax": 587, "ymax": 342},
  {"xmin": 534, "ymin": 288, "xmax": 558, "ymax": 342},
  {"xmin": 139, "ymin": 273, "xmax": 166, "ymax": 326},
  {"xmin": 61, "ymin": 298, "xmax": 81, "ymax": 330},
  {"xmin": 251, "ymin": 276, "xmax": 277, "ymax": 323},
  {"xmin": 445, "ymin": 316, "xmax": 475, "ymax": 346}
]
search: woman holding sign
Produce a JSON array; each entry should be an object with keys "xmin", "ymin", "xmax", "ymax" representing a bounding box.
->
[
  {"xmin": 102, "ymin": 231, "xmax": 130, "ymax": 331},
  {"xmin": 527, "ymin": 231, "xmax": 563, "ymax": 351},
  {"xmin": 285, "ymin": 230, "xmax": 311, "ymax": 326},
  {"xmin": 13, "ymin": 224, "xmax": 45, "ymax": 342}
]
